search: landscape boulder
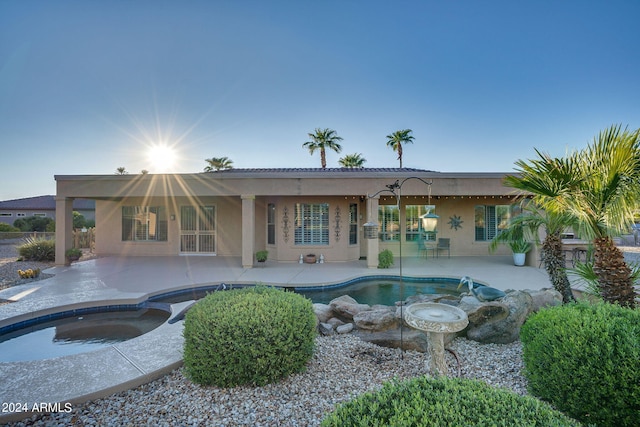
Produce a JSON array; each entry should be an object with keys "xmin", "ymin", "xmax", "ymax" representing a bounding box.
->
[
  {"xmin": 313, "ymin": 303, "xmax": 334, "ymax": 323},
  {"xmin": 329, "ymin": 295, "xmax": 371, "ymax": 320},
  {"xmin": 313, "ymin": 287, "xmax": 557, "ymax": 349},
  {"xmin": 463, "ymin": 290, "xmax": 533, "ymax": 344},
  {"xmin": 336, "ymin": 323, "xmax": 354, "ymax": 334},
  {"xmin": 353, "ymin": 308, "xmax": 398, "ymax": 331},
  {"xmin": 318, "ymin": 322, "xmax": 334, "ymax": 336},
  {"xmin": 524, "ymin": 288, "xmax": 562, "ymax": 313}
]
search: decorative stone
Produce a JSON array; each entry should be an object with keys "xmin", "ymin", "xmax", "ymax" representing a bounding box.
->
[
  {"xmin": 313, "ymin": 303, "xmax": 333, "ymax": 323},
  {"xmin": 353, "ymin": 309, "xmax": 398, "ymax": 331},
  {"xmin": 465, "ymin": 291, "xmax": 532, "ymax": 344},
  {"xmin": 465, "ymin": 302, "xmax": 509, "ymax": 327},
  {"xmin": 312, "ymin": 288, "xmax": 553, "ymax": 349},
  {"xmin": 336, "ymin": 323, "xmax": 354, "ymax": 334},
  {"xmin": 326, "ymin": 317, "xmax": 346, "ymax": 328},
  {"xmin": 329, "ymin": 295, "xmax": 371, "ymax": 320},
  {"xmin": 318, "ymin": 322, "xmax": 334, "ymax": 336},
  {"xmin": 525, "ymin": 288, "xmax": 562, "ymax": 313}
]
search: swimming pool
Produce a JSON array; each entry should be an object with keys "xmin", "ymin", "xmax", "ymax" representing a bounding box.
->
[
  {"xmin": 148, "ymin": 277, "xmax": 463, "ymax": 307},
  {"xmin": 295, "ymin": 276, "xmax": 462, "ymax": 305},
  {"xmin": 0, "ymin": 303, "xmax": 171, "ymax": 362}
]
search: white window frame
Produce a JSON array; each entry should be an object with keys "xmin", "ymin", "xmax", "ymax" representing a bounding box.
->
[{"xmin": 294, "ymin": 203, "xmax": 329, "ymax": 245}]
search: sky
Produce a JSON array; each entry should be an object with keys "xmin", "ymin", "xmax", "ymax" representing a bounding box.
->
[{"xmin": 1, "ymin": 0, "xmax": 639, "ymax": 201}]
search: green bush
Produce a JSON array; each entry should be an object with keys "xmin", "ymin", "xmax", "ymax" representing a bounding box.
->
[
  {"xmin": 321, "ymin": 376, "xmax": 581, "ymax": 426},
  {"xmin": 0, "ymin": 223, "xmax": 20, "ymax": 232},
  {"xmin": 17, "ymin": 237, "xmax": 55, "ymax": 261},
  {"xmin": 183, "ymin": 286, "xmax": 317, "ymax": 387},
  {"xmin": 13, "ymin": 216, "xmax": 54, "ymax": 232},
  {"xmin": 377, "ymin": 249, "xmax": 394, "ymax": 268},
  {"xmin": 521, "ymin": 301, "xmax": 640, "ymax": 427}
]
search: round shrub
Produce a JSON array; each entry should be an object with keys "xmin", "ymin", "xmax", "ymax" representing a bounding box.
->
[
  {"xmin": 183, "ymin": 286, "xmax": 316, "ymax": 387},
  {"xmin": 377, "ymin": 249, "xmax": 394, "ymax": 269},
  {"xmin": 521, "ymin": 301, "xmax": 640, "ymax": 427},
  {"xmin": 321, "ymin": 376, "xmax": 581, "ymax": 426}
]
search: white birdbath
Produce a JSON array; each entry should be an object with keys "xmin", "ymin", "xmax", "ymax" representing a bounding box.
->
[{"xmin": 404, "ymin": 302, "xmax": 469, "ymax": 376}]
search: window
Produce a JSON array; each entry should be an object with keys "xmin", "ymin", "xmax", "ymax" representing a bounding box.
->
[
  {"xmin": 349, "ymin": 203, "xmax": 358, "ymax": 245},
  {"xmin": 122, "ymin": 206, "xmax": 168, "ymax": 241},
  {"xmin": 0, "ymin": 213, "xmax": 12, "ymax": 217},
  {"xmin": 16, "ymin": 213, "xmax": 26, "ymax": 217},
  {"xmin": 294, "ymin": 203, "xmax": 329, "ymax": 245},
  {"xmin": 475, "ymin": 205, "xmax": 518, "ymax": 241},
  {"xmin": 33, "ymin": 213, "xmax": 47, "ymax": 217},
  {"xmin": 378, "ymin": 205, "xmax": 399, "ymax": 241},
  {"xmin": 267, "ymin": 203, "xmax": 276, "ymax": 245},
  {"xmin": 405, "ymin": 205, "xmax": 436, "ymax": 241}
]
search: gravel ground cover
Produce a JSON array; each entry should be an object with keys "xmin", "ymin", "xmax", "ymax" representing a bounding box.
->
[{"xmin": 8, "ymin": 336, "xmax": 526, "ymax": 427}]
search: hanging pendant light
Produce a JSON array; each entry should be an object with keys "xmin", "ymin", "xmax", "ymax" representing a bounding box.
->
[{"xmin": 420, "ymin": 205, "xmax": 439, "ymax": 232}]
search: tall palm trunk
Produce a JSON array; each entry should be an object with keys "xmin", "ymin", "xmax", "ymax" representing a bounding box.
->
[
  {"xmin": 541, "ymin": 230, "xmax": 575, "ymax": 303},
  {"xmin": 593, "ymin": 236, "xmax": 637, "ymax": 308},
  {"xmin": 397, "ymin": 144, "xmax": 403, "ymax": 168},
  {"xmin": 320, "ymin": 149, "xmax": 327, "ymax": 168}
]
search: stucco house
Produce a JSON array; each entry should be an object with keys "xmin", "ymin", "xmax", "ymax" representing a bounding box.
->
[
  {"xmin": 53, "ymin": 168, "xmax": 525, "ymax": 267},
  {"xmin": 0, "ymin": 195, "xmax": 95, "ymax": 226}
]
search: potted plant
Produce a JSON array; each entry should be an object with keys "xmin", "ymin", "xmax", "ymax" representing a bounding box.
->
[
  {"xmin": 509, "ymin": 239, "xmax": 532, "ymax": 266},
  {"xmin": 65, "ymin": 247, "xmax": 82, "ymax": 265},
  {"xmin": 304, "ymin": 253, "xmax": 317, "ymax": 264},
  {"xmin": 489, "ymin": 223, "xmax": 533, "ymax": 266},
  {"xmin": 256, "ymin": 250, "xmax": 268, "ymax": 263}
]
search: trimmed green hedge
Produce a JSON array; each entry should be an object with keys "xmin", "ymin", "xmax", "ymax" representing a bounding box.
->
[
  {"xmin": 183, "ymin": 286, "xmax": 316, "ymax": 387},
  {"xmin": 521, "ymin": 301, "xmax": 640, "ymax": 427},
  {"xmin": 321, "ymin": 376, "xmax": 581, "ymax": 426}
]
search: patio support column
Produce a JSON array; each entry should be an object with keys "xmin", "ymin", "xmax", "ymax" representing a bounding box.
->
[
  {"xmin": 366, "ymin": 196, "xmax": 379, "ymax": 268},
  {"xmin": 241, "ymin": 195, "xmax": 256, "ymax": 268},
  {"xmin": 55, "ymin": 196, "xmax": 74, "ymax": 265}
]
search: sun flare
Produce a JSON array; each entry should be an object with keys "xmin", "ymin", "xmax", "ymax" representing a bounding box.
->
[{"xmin": 147, "ymin": 144, "xmax": 177, "ymax": 172}]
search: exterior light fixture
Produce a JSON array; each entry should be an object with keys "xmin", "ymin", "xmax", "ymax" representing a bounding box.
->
[
  {"xmin": 420, "ymin": 205, "xmax": 439, "ymax": 232},
  {"xmin": 363, "ymin": 221, "xmax": 379, "ymax": 239}
]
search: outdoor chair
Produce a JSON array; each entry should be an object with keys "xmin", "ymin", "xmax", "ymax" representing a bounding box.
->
[
  {"xmin": 417, "ymin": 239, "xmax": 435, "ymax": 258},
  {"xmin": 416, "ymin": 239, "xmax": 428, "ymax": 258},
  {"xmin": 435, "ymin": 238, "xmax": 450, "ymax": 258}
]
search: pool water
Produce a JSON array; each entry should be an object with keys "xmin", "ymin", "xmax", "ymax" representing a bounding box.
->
[
  {"xmin": 0, "ymin": 308, "xmax": 170, "ymax": 362},
  {"xmin": 296, "ymin": 277, "xmax": 462, "ymax": 305}
]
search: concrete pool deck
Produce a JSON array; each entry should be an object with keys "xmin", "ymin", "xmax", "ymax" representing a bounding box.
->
[{"xmin": 0, "ymin": 255, "xmax": 552, "ymax": 422}]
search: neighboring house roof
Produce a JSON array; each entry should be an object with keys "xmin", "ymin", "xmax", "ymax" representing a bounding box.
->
[{"xmin": 0, "ymin": 195, "xmax": 95, "ymax": 210}]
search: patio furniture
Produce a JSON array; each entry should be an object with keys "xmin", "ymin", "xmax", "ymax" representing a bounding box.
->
[
  {"xmin": 435, "ymin": 238, "xmax": 450, "ymax": 258},
  {"xmin": 417, "ymin": 239, "xmax": 436, "ymax": 258},
  {"xmin": 416, "ymin": 239, "xmax": 427, "ymax": 257}
]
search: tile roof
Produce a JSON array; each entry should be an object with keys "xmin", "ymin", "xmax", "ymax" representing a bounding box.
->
[
  {"xmin": 214, "ymin": 167, "xmax": 436, "ymax": 173},
  {"xmin": 0, "ymin": 195, "xmax": 95, "ymax": 210}
]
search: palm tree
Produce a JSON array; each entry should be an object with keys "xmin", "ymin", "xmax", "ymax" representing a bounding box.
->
[
  {"xmin": 386, "ymin": 129, "xmax": 414, "ymax": 168},
  {"xmin": 204, "ymin": 157, "xmax": 234, "ymax": 172},
  {"xmin": 303, "ymin": 128, "xmax": 343, "ymax": 169},
  {"xmin": 492, "ymin": 201, "xmax": 577, "ymax": 303},
  {"xmin": 508, "ymin": 125, "xmax": 640, "ymax": 308},
  {"xmin": 339, "ymin": 153, "xmax": 366, "ymax": 168},
  {"xmin": 115, "ymin": 167, "xmax": 128, "ymax": 175}
]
